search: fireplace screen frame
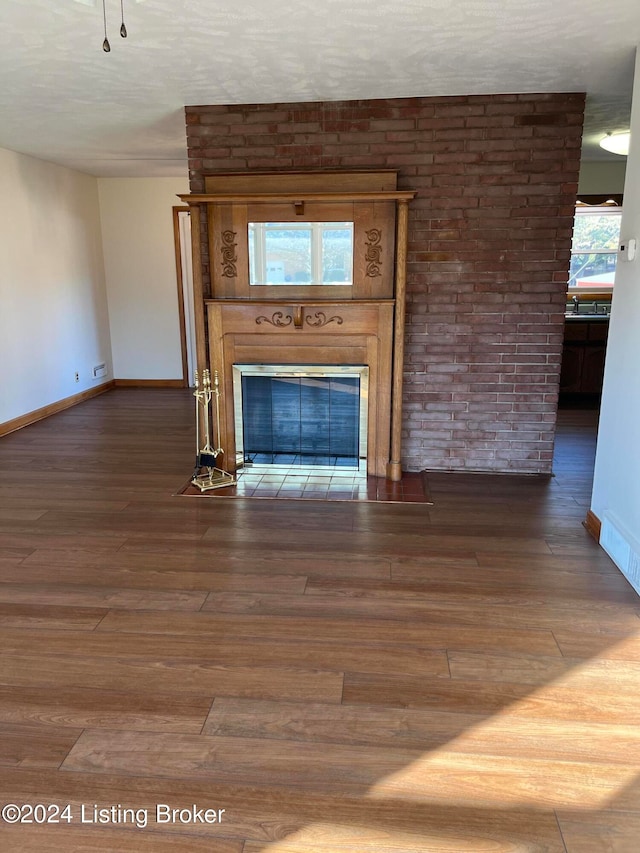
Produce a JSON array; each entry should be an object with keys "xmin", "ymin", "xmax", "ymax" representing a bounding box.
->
[{"xmin": 232, "ymin": 364, "xmax": 369, "ymax": 472}]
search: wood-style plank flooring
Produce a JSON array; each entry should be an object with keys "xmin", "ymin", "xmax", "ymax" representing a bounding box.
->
[{"xmin": 0, "ymin": 391, "xmax": 638, "ymax": 852}]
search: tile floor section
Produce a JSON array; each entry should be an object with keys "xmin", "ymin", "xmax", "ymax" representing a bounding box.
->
[
  {"xmin": 235, "ymin": 465, "xmax": 366, "ymax": 500},
  {"xmin": 179, "ymin": 467, "xmax": 431, "ymax": 503}
]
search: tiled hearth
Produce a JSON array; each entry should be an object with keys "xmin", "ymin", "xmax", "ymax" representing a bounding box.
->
[
  {"xmin": 235, "ymin": 467, "xmax": 367, "ymax": 500},
  {"xmin": 178, "ymin": 469, "xmax": 431, "ymax": 503}
]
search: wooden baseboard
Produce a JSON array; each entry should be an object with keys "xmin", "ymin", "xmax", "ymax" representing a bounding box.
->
[
  {"xmin": 113, "ymin": 379, "xmax": 186, "ymax": 388},
  {"xmin": 584, "ymin": 509, "xmax": 602, "ymax": 543},
  {"xmin": 0, "ymin": 381, "xmax": 115, "ymax": 438}
]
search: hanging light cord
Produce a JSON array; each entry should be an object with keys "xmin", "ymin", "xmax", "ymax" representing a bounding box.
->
[
  {"xmin": 102, "ymin": 0, "xmax": 128, "ymax": 51},
  {"xmin": 120, "ymin": 0, "xmax": 128, "ymax": 38},
  {"xmin": 102, "ymin": 0, "xmax": 110, "ymax": 52}
]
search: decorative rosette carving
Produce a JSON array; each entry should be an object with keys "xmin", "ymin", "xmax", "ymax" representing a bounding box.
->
[
  {"xmin": 221, "ymin": 230, "xmax": 238, "ymax": 278},
  {"xmin": 365, "ymin": 228, "xmax": 382, "ymax": 277}
]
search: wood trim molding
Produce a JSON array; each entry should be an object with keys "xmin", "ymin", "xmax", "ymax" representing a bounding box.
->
[
  {"xmin": 180, "ymin": 191, "xmax": 416, "ymax": 205},
  {"xmin": 388, "ymin": 198, "xmax": 410, "ymax": 482},
  {"xmin": 568, "ymin": 291, "xmax": 614, "ymax": 302},
  {"xmin": 0, "ymin": 381, "xmax": 115, "ymax": 438},
  {"xmin": 576, "ymin": 194, "xmax": 623, "ymax": 207},
  {"xmin": 187, "ymin": 203, "xmax": 208, "ymax": 374},
  {"xmin": 584, "ymin": 509, "xmax": 602, "ymax": 542},
  {"xmin": 113, "ymin": 379, "xmax": 185, "ymax": 388},
  {"xmin": 172, "ymin": 205, "xmax": 190, "ymax": 387}
]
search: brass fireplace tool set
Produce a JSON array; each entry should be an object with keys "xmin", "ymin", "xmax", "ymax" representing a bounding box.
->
[{"xmin": 191, "ymin": 369, "xmax": 235, "ymax": 491}]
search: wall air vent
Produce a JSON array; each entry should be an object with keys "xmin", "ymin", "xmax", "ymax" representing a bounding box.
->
[
  {"xmin": 92, "ymin": 363, "xmax": 107, "ymax": 379},
  {"xmin": 601, "ymin": 512, "xmax": 640, "ymax": 596},
  {"xmin": 628, "ymin": 551, "xmax": 640, "ymax": 596}
]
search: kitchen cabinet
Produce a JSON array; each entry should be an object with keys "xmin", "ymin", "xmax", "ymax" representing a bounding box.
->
[{"xmin": 560, "ymin": 319, "xmax": 609, "ymax": 397}]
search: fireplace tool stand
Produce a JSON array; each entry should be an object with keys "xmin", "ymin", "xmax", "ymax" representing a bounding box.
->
[{"xmin": 191, "ymin": 369, "xmax": 235, "ymax": 491}]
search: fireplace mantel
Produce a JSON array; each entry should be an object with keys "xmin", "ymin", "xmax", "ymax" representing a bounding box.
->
[
  {"xmin": 207, "ymin": 299, "xmax": 393, "ymax": 477},
  {"xmin": 180, "ymin": 171, "xmax": 415, "ymax": 480}
]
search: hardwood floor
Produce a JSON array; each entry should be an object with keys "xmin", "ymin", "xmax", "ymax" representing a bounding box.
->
[{"xmin": 0, "ymin": 390, "xmax": 638, "ymax": 852}]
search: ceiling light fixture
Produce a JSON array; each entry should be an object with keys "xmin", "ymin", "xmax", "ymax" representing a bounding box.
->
[
  {"xmin": 102, "ymin": 0, "xmax": 128, "ymax": 52},
  {"xmin": 599, "ymin": 131, "xmax": 631, "ymax": 156}
]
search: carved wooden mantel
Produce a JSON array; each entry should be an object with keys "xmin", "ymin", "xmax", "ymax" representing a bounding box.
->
[
  {"xmin": 179, "ymin": 171, "xmax": 415, "ymax": 481},
  {"xmin": 207, "ymin": 300, "xmax": 394, "ymax": 478}
]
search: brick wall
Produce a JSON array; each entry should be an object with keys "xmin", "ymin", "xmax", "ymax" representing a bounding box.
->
[{"xmin": 185, "ymin": 94, "xmax": 584, "ymax": 474}]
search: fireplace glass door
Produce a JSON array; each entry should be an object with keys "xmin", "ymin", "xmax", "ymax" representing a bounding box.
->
[{"xmin": 233, "ymin": 365, "xmax": 368, "ymax": 471}]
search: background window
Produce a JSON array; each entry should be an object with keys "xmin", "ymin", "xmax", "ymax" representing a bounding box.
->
[{"xmin": 569, "ymin": 206, "xmax": 622, "ymax": 288}]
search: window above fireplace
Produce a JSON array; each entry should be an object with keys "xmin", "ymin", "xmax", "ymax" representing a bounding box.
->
[
  {"xmin": 179, "ymin": 171, "xmax": 413, "ymax": 301},
  {"xmin": 248, "ymin": 221, "xmax": 354, "ymax": 286}
]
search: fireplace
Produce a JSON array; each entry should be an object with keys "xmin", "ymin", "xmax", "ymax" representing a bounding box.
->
[
  {"xmin": 183, "ymin": 170, "xmax": 414, "ymax": 481},
  {"xmin": 208, "ymin": 300, "xmax": 394, "ymax": 477},
  {"xmin": 233, "ymin": 364, "xmax": 368, "ymax": 472}
]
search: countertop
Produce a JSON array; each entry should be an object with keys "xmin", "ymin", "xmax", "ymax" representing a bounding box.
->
[{"xmin": 564, "ymin": 313, "xmax": 610, "ymax": 322}]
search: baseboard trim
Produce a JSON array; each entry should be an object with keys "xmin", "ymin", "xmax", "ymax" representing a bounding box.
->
[
  {"xmin": 0, "ymin": 381, "xmax": 116, "ymax": 438},
  {"xmin": 584, "ymin": 509, "xmax": 602, "ymax": 543},
  {"xmin": 113, "ymin": 379, "xmax": 186, "ymax": 388}
]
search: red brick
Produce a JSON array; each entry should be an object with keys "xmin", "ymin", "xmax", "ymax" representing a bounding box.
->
[{"xmin": 186, "ymin": 92, "xmax": 583, "ymax": 475}]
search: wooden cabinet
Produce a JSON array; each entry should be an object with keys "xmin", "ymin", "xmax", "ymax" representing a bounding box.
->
[
  {"xmin": 560, "ymin": 320, "xmax": 609, "ymax": 397},
  {"xmin": 582, "ymin": 345, "xmax": 608, "ymax": 394},
  {"xmin": 559, "ymin": 344, "xmax": 584, "ymax": 393}
]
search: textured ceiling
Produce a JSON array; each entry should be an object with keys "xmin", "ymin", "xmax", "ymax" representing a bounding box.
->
[{"xmin": 0, "ymin": 0, "xmax": 637, "ymax": 176}]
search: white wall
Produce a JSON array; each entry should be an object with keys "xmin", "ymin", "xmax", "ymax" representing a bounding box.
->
[
  {"xmin": 578, "ymin": 160, "xmax": 627, "ymax": 195},
  {"xmin": 0, "ymin": 147, "xmax": 112, "ymax": 424},
  {"xmin": 591, "ymin": 52, "xmax": 640, "ymax": 590},
  {"xmin": 98, "ymin": 178, "xmax": 188, "ymax": 380}
]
